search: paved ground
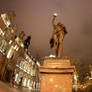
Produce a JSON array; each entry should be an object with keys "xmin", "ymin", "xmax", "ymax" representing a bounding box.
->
[{"xmin": 0, "ymin": 81, "xmax": 39, "ymax": 92}]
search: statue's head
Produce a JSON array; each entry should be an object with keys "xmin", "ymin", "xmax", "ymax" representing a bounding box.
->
[{"xmin": 57, "ymin": 22, "xmax": 62, "ymax": 27}]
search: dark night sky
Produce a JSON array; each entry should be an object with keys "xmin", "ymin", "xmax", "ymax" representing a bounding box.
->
[{"xmin": 0, "ymin": 0, "xmax": 92, "ymax": 61}]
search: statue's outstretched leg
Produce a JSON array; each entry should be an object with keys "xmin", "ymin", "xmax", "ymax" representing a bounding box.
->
[
  {"xmin": 57, "ymin": 32, "xmax": 64, "ymax": 57},
  {"xmin": 58, "ymin": 42, "xmax": 62, "ymax": 57}
]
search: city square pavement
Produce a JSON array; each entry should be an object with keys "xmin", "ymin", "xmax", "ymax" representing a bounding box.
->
[{"xmin": 0, "ymin": 81, "xmax": 39, "ymax": 92}]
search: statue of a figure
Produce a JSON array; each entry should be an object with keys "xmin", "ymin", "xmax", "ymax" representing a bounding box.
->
[
  {"xmin": 50, "ymin": 13, "xmax": 68, "ymax": 58},
  {"xmin": 24, "ymin": 36, "xmax": 31, "ymax": 50}
]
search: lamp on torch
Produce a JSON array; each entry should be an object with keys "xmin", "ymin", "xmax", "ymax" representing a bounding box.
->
[{"xmin": 53, "ymin": 13, "xmax": 58, "ymax": 17}]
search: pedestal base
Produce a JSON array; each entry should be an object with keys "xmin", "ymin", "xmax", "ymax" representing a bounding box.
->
[{"xmin": 39, "ymin": 58, "xmax": 75, "ymax": 92}]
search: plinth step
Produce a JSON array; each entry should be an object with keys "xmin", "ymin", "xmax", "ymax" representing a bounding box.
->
[{"xmin": 43, "ymin": 58, "xmax": 70, "ymax": 67}]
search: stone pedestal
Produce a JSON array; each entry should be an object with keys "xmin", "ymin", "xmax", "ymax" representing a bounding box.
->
[{"xmin": 39, "ymin": 58, "xmax": 75, "ymax": 92}]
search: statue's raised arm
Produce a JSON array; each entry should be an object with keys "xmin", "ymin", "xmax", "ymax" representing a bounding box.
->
[{"xmin": 52, "ymin": 13, "xmax": 58, "ymax": 28}]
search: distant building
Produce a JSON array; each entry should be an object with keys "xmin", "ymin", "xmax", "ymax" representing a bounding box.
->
[{"xmin": 14, "ymin": 52, "xmax": 40, "ymax": 90}]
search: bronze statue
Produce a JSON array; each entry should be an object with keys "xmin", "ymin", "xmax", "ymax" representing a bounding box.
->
[
  {"xmin": 50, "ymin": 13, "xmax": 68, "ymax": 58},
  {"xmin": 24, "ymin": 36, "xmax": 31, "ymax": 49}
]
